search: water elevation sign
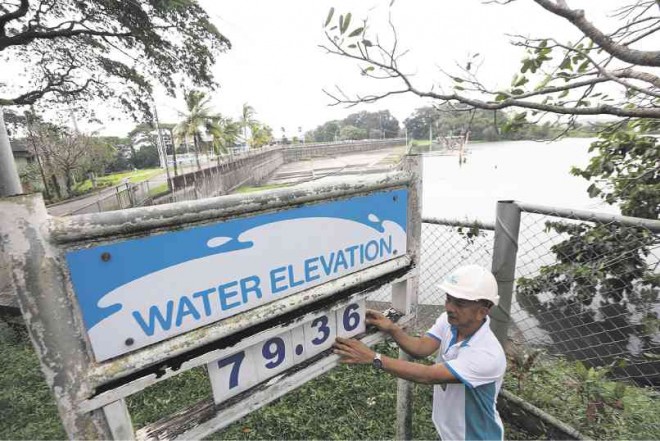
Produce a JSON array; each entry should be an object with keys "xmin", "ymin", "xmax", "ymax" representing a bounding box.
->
[{"xmin": 65, "ymin": 189, "xmax": 408, "ymax": 361}]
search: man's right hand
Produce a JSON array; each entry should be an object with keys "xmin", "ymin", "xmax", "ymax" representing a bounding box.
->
[{"xmin": 366, "ymin": 309, "xmax": 395, "ymax": 333}]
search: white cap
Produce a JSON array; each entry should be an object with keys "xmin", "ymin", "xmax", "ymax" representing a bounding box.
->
[{"xmin": 437, "ymin": 264, "xmax": 499, "ymax": 305}]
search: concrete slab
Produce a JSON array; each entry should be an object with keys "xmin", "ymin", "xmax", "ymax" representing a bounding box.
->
[{"xmin": 266, "ymin": 145, "xmax": 406, "ymax": 186}]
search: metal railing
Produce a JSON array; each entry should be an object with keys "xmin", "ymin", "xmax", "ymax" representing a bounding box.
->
[{"xmin": 66, "ymin": 181, "xmax": 153, "ymax": 215}]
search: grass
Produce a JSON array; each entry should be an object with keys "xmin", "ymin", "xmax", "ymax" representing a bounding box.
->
[
  {"xmin": 148, "ymin": 182, "xmax": 169, "ymax": 198},
  {"xmin": 1, "ymin": 320, "xmax": 657, "ymax": 440},
  {"xmin": 234, "ymin": 183, "xmax": 289, "ymax": 194},
  {"xmin": 73, "ymin": 168, "xmax": 162, "ymax": 194}
]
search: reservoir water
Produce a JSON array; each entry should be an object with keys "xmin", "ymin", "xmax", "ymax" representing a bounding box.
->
[{"xmin": 421, "ymin": 137, "xmax": 615, "ymax": 221}]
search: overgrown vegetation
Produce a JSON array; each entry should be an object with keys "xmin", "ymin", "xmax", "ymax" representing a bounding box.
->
[
  {"xmin": 234, "ymin": 184, "xmax": 289, "ymax": 194},
  {"xmin": 505, "ymin": 350, "xmax": 660, "ymax": 440}
]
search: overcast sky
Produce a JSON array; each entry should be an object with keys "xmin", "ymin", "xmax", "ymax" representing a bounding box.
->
[{"xmin": 6, "ymin": 1, "xmax": 626, "ymax": 137}]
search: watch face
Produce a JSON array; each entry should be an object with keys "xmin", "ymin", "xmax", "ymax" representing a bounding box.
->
[{"xmin": 372, "ymin": 357, "xmax": 384, "ymax": 370}]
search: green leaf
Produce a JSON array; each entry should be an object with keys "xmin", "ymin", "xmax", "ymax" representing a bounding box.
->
[
  {"xmin": 341, "ymin": 12, "xmax": 352, "ymax": 34},
  {"xmin": 495, "ymin": 93, "xmax": 508, "ymax": 102},
  {"xmin": 454, "ymin": 85, "xmax": 464, "ymax": 91},
  {"xmin": 521, "ymin": 59, "xmax": 531, "ymax": 73},
  {"xmin": 348, "ymin": 27, "xmax": 364, "ymax": 38},
  {"xmin": 362, "ymin": 39, "xmax": 373, "ymax": 47},
  {"xmin": 514, "ymin": 76, "xmax": 529, "ymax": 87},
  {"xmin": 559, "ymin": 57, "xmax": 572, "ymax": 70},
  {"xmin": 324, "ymin": 8, "xmax": 334, "ymax": 27},
  {"xmin": 587, "ymin": 183, "xmax": 601, "ymax": 198},
  {"xmin": 578, "ymin": 60, "xmax": 590, "ymax": 73},
  {"xmin": 348, "ymin": 44, "xmax": 357, "ymax": 49},
  {"xmin": 452, "ymin": 77, "xmax": 464, "ymax": 83}
]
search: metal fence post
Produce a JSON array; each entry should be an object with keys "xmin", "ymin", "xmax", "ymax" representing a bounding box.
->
[
  {"xmin": 0, "ymin": 193, "xmax": 113, "ymax": 438},
  {"xmin": 490, "ymin": 200, "xmax": 521, "ymax": 345},
  {"xmin": 393, "ymin": 153, "xmax": 422, "ymax": 440},
  {"xmin": 0, "ymin": 108, "xmax": 23, "ymax": 197}
]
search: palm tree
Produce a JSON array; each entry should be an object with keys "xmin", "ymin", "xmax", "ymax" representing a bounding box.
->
[
  {"xmin": 240, "ymin": 103, "xmax": 256, "ymax": 150},
  {"xmin": 205, "ymin": 116, "xmax": 240, "ymax": 162},
  {"xmin": 249, "ymin": 123, "xmax": 273, "ymax": 148},
  {"xmin": 174, "ymin": 90, "xmax": 215, "ymax": 171}
]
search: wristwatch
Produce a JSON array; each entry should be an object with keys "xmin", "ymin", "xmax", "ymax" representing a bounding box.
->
[{"xmin": 372, "ymin": 352, "xmax": 384, "ymax": 370}]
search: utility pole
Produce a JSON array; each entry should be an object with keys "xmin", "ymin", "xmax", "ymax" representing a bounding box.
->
[
  {"xmin": 0, "ymin": 108, "xmax": 23, "ymax": 197},
  {"xmin": 429, "ymin": 121, "xmax": 432, "ymax": 152},
  {"xmin": 153, "ymin": 103, "xmax": 172, "ymax": 190}
]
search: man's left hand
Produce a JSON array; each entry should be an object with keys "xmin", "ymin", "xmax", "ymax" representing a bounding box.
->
[{"xmin": 333, "ymin": 337, "xmax": 376, "ymax": 364}]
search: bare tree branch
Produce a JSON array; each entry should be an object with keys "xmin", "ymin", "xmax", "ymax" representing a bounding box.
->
[
  {"xmin": 0, "ymin": 0, "xmax": 27, "ymax": 36},
  {"xmin": 323, "ymin": 3, "xmax": 660, "ymax": 122}
]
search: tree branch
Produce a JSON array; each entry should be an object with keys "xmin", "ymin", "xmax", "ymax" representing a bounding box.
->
[
  {"xmin": 326, "ymin": 80, "xmax": 659, "ymax": 118},
  {"xmin": 533, "ymin": 0, "xmax": 660, "ymax": 66},
  {"xmin": 0, "ymin": 25, "xmax": 133, "ymax": 50},
  {"xmin": 322, "ymin": 25, "xmax": 660, "ymax": 119},
  {"xmin": 0, "ymin": 0, "xmax": 28, "ymax": 37}
]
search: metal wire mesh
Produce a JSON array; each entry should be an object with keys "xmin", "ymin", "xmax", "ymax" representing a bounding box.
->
[
  {"xmin": 512, "ymin": 211, "xmax": 660, "ymax": 388},
  {"xmin": 67, "ymin": 181, "xmax": 153, "ymax": 215},
  {"xmin": 369, "ymin": 219, "xmax": 495, "ymax": 331}
]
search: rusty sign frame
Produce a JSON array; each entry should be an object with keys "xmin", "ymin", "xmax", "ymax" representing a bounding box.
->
[{"xmin": 0, "ymin": 156, "xmax": 422, "ymax": 440}]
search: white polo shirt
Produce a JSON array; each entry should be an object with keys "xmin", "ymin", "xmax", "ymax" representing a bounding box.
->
[{"xmin": 427, "ymin": 312, "xmax": 506, "ymax": 441}]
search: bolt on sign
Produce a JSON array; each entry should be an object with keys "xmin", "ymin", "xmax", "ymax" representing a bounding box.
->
[{"xmin": 66, "ymin": 189, "xmax": 407, "ymax": 362}]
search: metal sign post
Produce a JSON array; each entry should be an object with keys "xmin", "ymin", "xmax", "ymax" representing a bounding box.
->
[
  {"xmin": 0, "ymin": 108, "xmax": 23, "ymax": 197},
  {"xmin": 0, "ymin": 156, "xmax": 422, "ymax": 440}
]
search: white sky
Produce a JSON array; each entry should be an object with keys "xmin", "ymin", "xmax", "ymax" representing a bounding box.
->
[{"xmin": 4, "ymin": 0, "xmax": 626, "ymax": 137}]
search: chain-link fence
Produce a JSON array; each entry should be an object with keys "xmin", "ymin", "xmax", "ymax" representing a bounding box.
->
[
  {"xmin": 511, "ymin": 204, "xmax": 660, "ymax": 389},
  {"xmin": 411, "ymin": 204, "xmax": 660, "ymax": 390},
  {"xmin": 65, "ymin": 181, "xmax": 154, "ymax": 215},
  {"xmin": 368, "ymin": 218, "xmax": 495, "ymax": 330}
]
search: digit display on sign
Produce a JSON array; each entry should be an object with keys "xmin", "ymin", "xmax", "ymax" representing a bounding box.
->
[
  {"xmin": 208, "ymin": 300, "xmax": 366, "ymax": 404},
  {"xmin": 304, "ymin": 311, "xmax": 336, "ymax": 358},
  {"xmin": 210, "ymin": 349, "xmax": 259, "ymax": 399},
  {"xmin": 336, "ymin": 301, "xmax": 366, "ymax": 339},
  {"xmin": 255, "ymin": 332, "xmax": 293, "ymax": 379}
]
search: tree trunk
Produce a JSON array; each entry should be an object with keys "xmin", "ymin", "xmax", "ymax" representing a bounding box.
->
[
  {"xmin": 27, "ymin": 129, "xmax": 51, "ymax": 201},
  {"xmin": 34, "ymin": 149, "xmax": 51, "ymax": 200},
  {"xmin": 50, "ymin": 174, "xmax": 62, "ymax": 199},
  {"xmin": 171, "ymin": 132, "xmax": 179, "ymax": 176},
  {"xmin": 65, "ymin": 170, "xmax": 73, "ymax": 197},
  {"xmin": 193, "ymin": 134, "xmax": 201, "ymax": 171}
]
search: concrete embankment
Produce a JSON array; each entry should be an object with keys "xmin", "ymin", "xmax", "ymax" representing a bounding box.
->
[{"xmin": 156, "ymin": 139, "xmax": 406, "ymax": 203}]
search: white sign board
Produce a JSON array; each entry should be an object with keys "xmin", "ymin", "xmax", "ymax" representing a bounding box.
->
[{"xmin": 66, "ymin": 189, "xmax": 407, "ymax": 361}]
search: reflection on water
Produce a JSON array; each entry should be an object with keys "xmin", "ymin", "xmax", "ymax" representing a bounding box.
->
[{"xmin": 420, "ymin": 139, "xmax": 659, "ymax": 387}]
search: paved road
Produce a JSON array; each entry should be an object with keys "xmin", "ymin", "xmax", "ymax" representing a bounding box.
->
[{"xmin": 46, "ymin": 163, "xmax": 208, "ymax": 216}]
